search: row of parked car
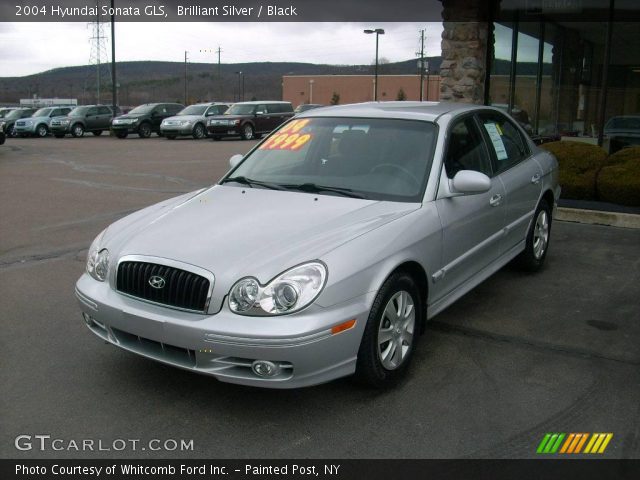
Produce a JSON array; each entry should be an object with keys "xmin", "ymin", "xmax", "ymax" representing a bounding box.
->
[{"xmin": 0, "ymin": 101, "xmax": 324, "ymax": 143}]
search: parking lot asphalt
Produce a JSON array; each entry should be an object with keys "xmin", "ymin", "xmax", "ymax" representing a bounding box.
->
[{"xmin": 1, "ymin": 136, "xmax": 639, "ymax": 459}]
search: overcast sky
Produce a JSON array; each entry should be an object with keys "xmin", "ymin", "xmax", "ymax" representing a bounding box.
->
[{"xmin": 0, "ymin": 22, "xmax": 443, "ymax": 77}]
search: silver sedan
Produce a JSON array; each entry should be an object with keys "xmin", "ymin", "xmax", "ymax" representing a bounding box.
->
[{"xmin": 75, "ymin": 102, "xmax": 560, "ymax": 389}]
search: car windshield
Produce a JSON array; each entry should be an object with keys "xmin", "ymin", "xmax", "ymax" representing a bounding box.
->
[
  {"xmin": 226, "ymin": 104, "xmax": 256, "ymax": 115},
  {"xmin": 606, "ymin": 117, "xmax": 640, "ymax": 131},
  {"xmin": 69, "ymin": 106, "xmax": 90, "ymax": 116},
  {"xmin": 5, "ymin": 110, "xmax": 27, "ymax": 120},
  {"xmin": 0, "ymin": 110, "xmax": 13, "ymax": 118},
  {"xmin": 33, "ymin": 108, "xmax": 53, "ymax": 117},
  {"xmin": 226, "ymin": 117, "xmax": 437, "ymax": 202},
  {"xmin": 128, "ymin": 105, "xmax": 155, "ymax": 114},
  {"xmin": 178, "ymin": 105, "xmax": 207, "ymax": 116}
]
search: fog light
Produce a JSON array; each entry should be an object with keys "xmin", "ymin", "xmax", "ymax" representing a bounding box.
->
[
  {"xmin": 82, "ymin": 312, "xmax": 93, "ymax": 326},
  {"xmin": 252, "ymin": 360, "xmax": 279, "ymax": 378}
]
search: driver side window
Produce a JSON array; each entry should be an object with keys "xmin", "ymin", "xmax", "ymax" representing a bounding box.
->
[{"xmin": 444, "ymin": 117, "xmax": 492, "ymax": 179}]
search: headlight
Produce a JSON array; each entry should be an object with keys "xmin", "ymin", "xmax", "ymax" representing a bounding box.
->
[
  {"xmin": 179, "ymin": 120, "xmax": 192, "ymax": 126},
  {"xmin": 229, "ymin": 262, "xmax": 327, "ymax": 316},
  {"xmin": 26, "ymin": 120, "xmax": 33, "ymax": 126},
  {"xmin": 86, "ymin": 231, "xmax": 110, "ymax": 282},
  {"xmin": 61, "ymin": 119, "xmax": 70, "ymax": 125}
]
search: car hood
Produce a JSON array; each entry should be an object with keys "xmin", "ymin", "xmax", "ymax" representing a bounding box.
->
[
  {"xmin": 163, "ymin": 115, "xmax": 203, "ymax": 122},
  {"xmin": 103, "ymin": 185, "xmax": 419, "ymax": 312},
  {"xmin": 115, "ymin": 114, "xmax": 144, "ymax": 120}
]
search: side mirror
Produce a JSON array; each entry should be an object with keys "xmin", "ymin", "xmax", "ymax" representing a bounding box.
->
[
  {"xmin": 229, "ymin": 154, "xmax": 243, "ymax": 169},
  {"xmin": 451, "ymin": 170, "xmax": 491, "ymax": 195}
]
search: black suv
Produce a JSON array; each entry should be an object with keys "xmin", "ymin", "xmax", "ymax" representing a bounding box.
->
[
  {"xmin": 51, "ymin": 105, "xmax": 121, "ymax": 138},
  {"xmin": 111, "ymin": 103, "xmax": 184, "ymax": 138},
  {"xmin": 0, "ymin": 108, "xmax": 37, "ymax": 137},
  {"xmin": 206, "ymin": 101, "xmax": 294, "ymax": 140}
]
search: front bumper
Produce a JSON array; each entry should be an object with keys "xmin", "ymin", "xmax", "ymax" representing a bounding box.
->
[
  {"xmin": 51, "ymin": 124, "xmax": 71, "ymax": 134},
  {"xmin": 207, "ymin": 125, "xmax": 241, "ymax": 137},
  {"xmin": 14, "ymin": 125, "xmax": 35, "ymax": 135},
  {"xmin": 161, "ymin": 125, "xmax": 193, "ymax": 136},
  {"xmin": 111, "ymin": 124, "xmax": 138, "ymax": 133},
  {"xmin": 75, "ymin": 274, "xmax": 371, "ymax": 388}
]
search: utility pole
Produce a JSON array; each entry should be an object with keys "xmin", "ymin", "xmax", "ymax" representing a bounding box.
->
[
  {"xmin": 217, "ymin": 46, "xmax": 222, "ymax": 99},
  {"xmin": 184, "ymin": 51, "xmax": 189, "ymax": 105},
  {"xmin": 419, "ymin": 29, "xmax": 425, "ymax": 101},
  {"xmin": 110, "ymin": 0, "xmax": 117, "ymax": 114}
]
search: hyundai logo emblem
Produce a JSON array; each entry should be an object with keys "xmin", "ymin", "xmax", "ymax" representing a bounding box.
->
[{"xmin": 148, "ymin": 275, "xmax": 166, "ymax": 289}]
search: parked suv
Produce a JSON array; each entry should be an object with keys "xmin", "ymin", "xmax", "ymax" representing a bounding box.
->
[
  {"xmin": 51, "ymin": 105, "xmax": 121, "ymax": 138},
  {"xmin": 14, "ymin": 106, "xmax": 74, "ymax": 137},
  {"xmin": 160, "ymin": 102, "xmax": 229, "ymax": 139},
  {"xmin": 207, "ymin": 101, "xmax": 294, "ymax": 140},
  {"xmin": 111, "ymin": 103, "xmax": 184, "ymax": 138},
  {"xmin": 0, "ymin": 108, "xmax": 36, "ymax": 137}
]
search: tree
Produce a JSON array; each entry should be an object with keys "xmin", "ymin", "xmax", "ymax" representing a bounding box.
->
[
  {"xmin": 396, "ymin": 88, "xmax": 407, "ymax": 101},
  {"xmin": 330, "ymin": 92, "xmax": 340, "ymax": 105}
]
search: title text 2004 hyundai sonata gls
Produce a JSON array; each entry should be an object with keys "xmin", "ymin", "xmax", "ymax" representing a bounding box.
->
[{"xmin": 76, "ymin": 102, "xmax": 559, "ymax": 388}]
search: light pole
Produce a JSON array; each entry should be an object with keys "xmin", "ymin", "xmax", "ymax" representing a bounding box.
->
[
  {"xmin": 235, "ymin": 71, "xmax": 243, "ymax": 101},
  {"xmin": 364, "ymin": 28, "xmax": 385, "ymax": 101},
  {"xmin": 309, "ymin": 79, "xmax": 314, "ymax": 103}
]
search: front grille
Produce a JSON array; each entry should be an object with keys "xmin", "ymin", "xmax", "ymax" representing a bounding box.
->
[
  {"xmin": 112, "ymin": 328, "xmax": 197, "ymax": 368},
  {"xmin": 116, "ymin": 261, "xmax": 211, "ymax": 312},
  {"xmin": 16, "ymin": 121, "xmax": 25, "ymax": 126}
]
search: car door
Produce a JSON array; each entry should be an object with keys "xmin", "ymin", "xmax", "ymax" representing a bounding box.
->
[
  {"xmin": 477, "ymin": 111, "xmax": 542, "ymax": 254},
  {"xmin": 253, "ymin": 104, "xmax": 270, "ymax": 132},
  {"xmin": 434, "ymin": 114, "xmax": 506, "ymax": 297},
  {"xmin": 85, "ymin": 107, "xmax": 99, "ymax": 129}
]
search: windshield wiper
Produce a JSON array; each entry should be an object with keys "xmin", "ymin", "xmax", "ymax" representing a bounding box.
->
[
  {"xmin": 283, "ymin": 183, "xmax": 366, "ymax": 199},
  {"xmin": 220, "ymin": 176, "xmax": 288, "ymax": 191}
]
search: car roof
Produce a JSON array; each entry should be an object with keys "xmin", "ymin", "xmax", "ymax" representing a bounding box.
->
[
  {"xmin": 300, "ymin": 101, "xmax": 488, "ymax": 122},
  {"xmin": 233, "ymin": 101, "xmax": 291, "ymax": 105}
]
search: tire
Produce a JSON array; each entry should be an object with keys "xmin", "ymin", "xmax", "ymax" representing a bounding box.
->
[
  {"xmin": 71, "ymin": 123, "xmax": 84, "ymax": 138},
  {"xmin": 241, "ymin": 123, "xmax": 254, "ymax": 140},
  {"xmin": 115, "ymin": 131, "xmax": 128, "ymax": 139},
  {"xmin": 92, "ymin": 130, "xmax": 103, "ymax": 136},
  {"xmin": 138, "ymin": 122, "xmax": 152, "ymax": 138},
  {"xmin": 165, "ymin": 135, "xmax": 176, "ymax": 140},
  {"xmin": 192, "ymin": 123, "xmax": 205, "ymax": 139},
  {"xmin": 54, "ymin": 134, "xmax": 65, "ymax": 138},
  {"xmin": 212, "ymin": 136, "xmax": 222, "ymax": 141},
  {"xmin": 356, "ymin": 271, "xmax": 421, "ymax": 388},
  {"xmin": 36, "ymin": 124, "xmax": 49, "ymax": 138},
  {"xmin": 8, "ymin": 125, "xmax": 18, "ymax": 138},
  {"xmin": 516, "ymin": 199, "xmax": 552, "ymax": 272}
]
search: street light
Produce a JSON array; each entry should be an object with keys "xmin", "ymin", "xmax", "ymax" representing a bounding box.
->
[{"xmin": 364, "ymin": 28, "xmax": 385, "ymax": 101}]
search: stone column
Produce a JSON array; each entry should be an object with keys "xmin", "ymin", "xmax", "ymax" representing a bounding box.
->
[{"xmin": 440, "ymin": 0, "xmax": 490, "ymax": 104}]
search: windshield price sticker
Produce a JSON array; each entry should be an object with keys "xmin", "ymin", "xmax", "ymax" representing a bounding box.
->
[
  {"xmin": 484, "ymin": 122, "xmax": 509, "ymax": 161},
  {"xmin": 259, "ymin": 132, "xmax": 312, "ymax": 151}
]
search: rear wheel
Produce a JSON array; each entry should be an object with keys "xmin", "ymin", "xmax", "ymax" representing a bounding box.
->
[
  {"xmin": 92, "ymin": 130, "xmax": 103, "ymax": 136},
  {"xmin": 516, "ymin": 199, "xmax": 552, "ymax": 272},
  {"xmin": 356, "ymin": 271, "xmax": 420, "ymax": 388},
  {"xmin": 241, "ymin": 123, "xmax": 254, "ymax": 140},
  {"xmin": 192, "ymin": 123, "xmax": 205, "ymax": 139},
  {"xmin": 36, "ymin": 124, "xmax": 49, "ymax": 138},
  {"xmin": 138, "ymin": 122, "xmax": 152, "ymax": 138},
  {"xmin": 71, "ymin": 123, "xmax": 84, "ymax": 137}
]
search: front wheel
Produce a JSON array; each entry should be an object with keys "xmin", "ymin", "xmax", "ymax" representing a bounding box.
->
[
  {"xmin": 241, "ymin": 123, "xmax": 254, "ymax": 140},
  {"xmin": 192, "ymin": 123, "xmax": 205, "ymax": 139},
  {"xmin": 71, "ymin": 123, "xmax": 84, "ymax": 137},
  {"xmin": 516, "ymin": 199, "xmax": 552, "ymax": 272},
  {"xmin": 115, "ymin": 131, "xmax": 128, "ymax": 139},
  {"xmin": 138, "ymin": 122, "xmax": 152, "ymax": 138},
  {"xmin": 356, "ymin": 271, "xmax": 421, "ymax": 388},
  {"xmin": 36, "ymin": 124, "xmax": 49, "ymax": 138}
]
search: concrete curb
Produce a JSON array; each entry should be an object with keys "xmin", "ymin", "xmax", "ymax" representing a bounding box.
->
[{"xmin": 556, "ymin": 207, "xmax": 640, "ymax": 229}]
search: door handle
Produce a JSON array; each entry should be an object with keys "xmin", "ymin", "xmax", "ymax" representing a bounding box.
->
[
  {"xmin": 531, "ymin": 173, "xmax": 541, "ymax": 184},
  {"xmin": 489, "ymin": 194, "xmax": 503, "ymax": 207}
]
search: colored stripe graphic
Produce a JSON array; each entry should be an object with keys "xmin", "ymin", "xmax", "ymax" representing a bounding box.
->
[{"xmin": 537, "ymin": 433, "xmax": 613, "ymax": 454}]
